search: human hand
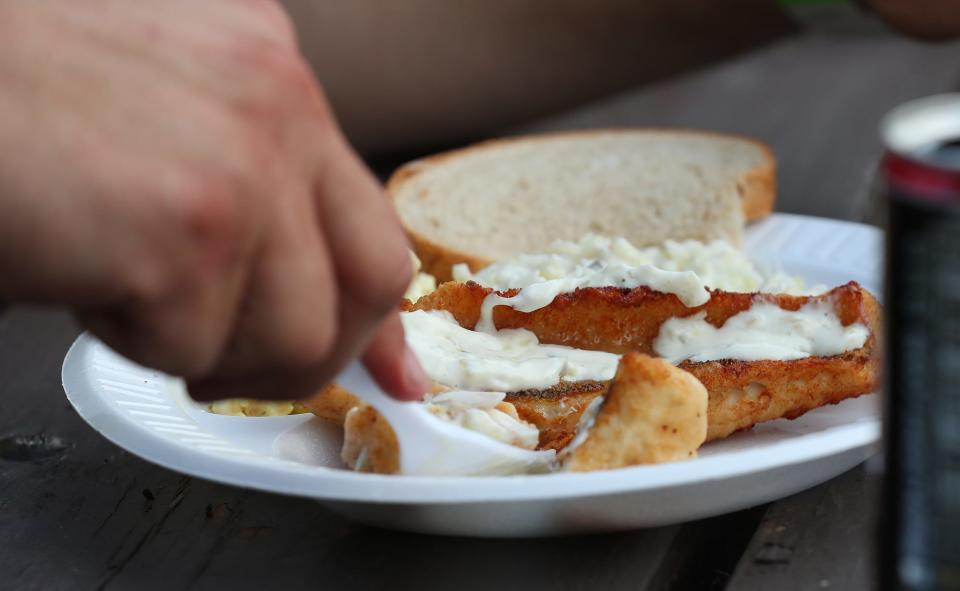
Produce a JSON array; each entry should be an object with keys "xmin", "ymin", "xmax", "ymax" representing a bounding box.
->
[
  {"xmin": 868, "ymin": 0, "xmax": 960, "ymax": 39},
  {"xmin": 0, "ymin": 0, "xmax": 429, "ymax": 401}
]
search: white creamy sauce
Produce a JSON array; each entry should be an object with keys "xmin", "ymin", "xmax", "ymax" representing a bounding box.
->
[
  {"xmin": 423, "ymin": 390, "xmax": 540, "ymax": 450},
  {"xmin": 392, "ymin": 235, "xmax": 860, "ymax": 474},
  {"xmin": 653, "ymin": 300, "xmax": 870, "ymax": 364},
  {"xmin": 402, "ymin": 310, "xmax": 620, "ymax": 392},
  {"xmin": 455, "ymin": 234, "xmax": 831, "ymax": 334},
  {"xmin": 455, "ymin": 234, "xmax": 822, "ymax": 296}
]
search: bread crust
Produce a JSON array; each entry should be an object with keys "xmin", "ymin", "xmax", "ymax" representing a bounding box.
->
[{"xmin": 388, "ymin": 128, "xmax": 777, "ymax": 281}]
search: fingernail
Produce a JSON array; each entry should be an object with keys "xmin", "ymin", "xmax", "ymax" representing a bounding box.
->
[{"xmin": 403, "ymin": 346, "xmax": 430, "ymax": 400}]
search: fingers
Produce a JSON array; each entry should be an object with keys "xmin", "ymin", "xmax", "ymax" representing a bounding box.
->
[
  {"xmin": 311, "ymin": 129, "xmax": 417, "ymax": 396},
  {"xmin": 362, "ymin": 312, "xmax": 430, "ymax": 401},
  {"xmin": 187, "ymin": 183, "xmax": 339, "ymax": 398},
  {"xmin": 189, "ymin": 129, "xmax": 421, "ymax": 402},
  {"xmin": 188, "ymin": 312, "xmax": 430, "ymax": 403},
  {"xmin": 76, "ymin": 177, "xmax": 255, "ymax": 377},
  {"xmin": 77, "ymin": 275, "xmax": 245, "ymax": 379},
  {"xmin": 6, "ymin": 0, "xmax": 410, "ymax": 402}
]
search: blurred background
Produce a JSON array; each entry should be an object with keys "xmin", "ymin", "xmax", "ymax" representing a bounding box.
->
[{"xmin": 281, "ymin": 0, "xmax": 960, "ymax": 223}]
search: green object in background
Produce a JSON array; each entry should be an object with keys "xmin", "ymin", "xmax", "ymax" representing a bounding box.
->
[{"xmin": 778, "ymin": 0, "xmax": 889, "ymax": 34}]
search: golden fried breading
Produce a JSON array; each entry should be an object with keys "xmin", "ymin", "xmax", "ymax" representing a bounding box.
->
[
  {"xmin": 309, "ymin": 281, "xmax": 880, "ymax": 462},
  {"xmin": 507, "ymin": 347, "xmax": 878, "ymax": 449},
  {"xmin": 505, "ymin": 382, "xmax": 607, "ymax": 451},
  {"xmin": 341, "ymin": 405, "xmax": 400, "ymax": 474},
  {"xmin": 564, "ymin": 353, "xmax": 707, "ymax": 472},
  {"xmin": 304, "ymin": 383, "xmax": 453, "ymax": 426},
  {"xmin": 687, "ymin": 350, "xmax": 877, "ymax": 441},
  {"xmin": 408, "ymin": 281, "xmax": 877, "ymax": 355},
  {"xmin": 304, "ymin": 384, "xmax": 363, "ymax": 424},
  {"xmin": 327, "ymin": 357, "xmax": 707, "ymax": 475},
  {"xmin": 416, "ymin": 281, "xmax": 881, "ymax": 446}
]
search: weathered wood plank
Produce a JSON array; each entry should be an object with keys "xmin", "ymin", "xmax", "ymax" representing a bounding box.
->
[
  {"xmin": 0, "ymin": 309, "xmax": 683, "ymax": 591},
  {"xmin": 647, "ymin": 505, "xmax": 769, "ymax": 591},
  {"xmin": 724, "ymin": 464, "xmax": 881, "ymax": 591}
]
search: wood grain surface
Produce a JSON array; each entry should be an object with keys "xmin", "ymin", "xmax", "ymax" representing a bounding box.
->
[{"xmin": 1, "ymin": 32, "xmax": 958, "ymax": 591}]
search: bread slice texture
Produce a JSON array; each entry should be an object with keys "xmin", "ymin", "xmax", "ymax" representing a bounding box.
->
[{"xmin": 388, "ymin": 129, "xmax": 775, "ymax": 281}]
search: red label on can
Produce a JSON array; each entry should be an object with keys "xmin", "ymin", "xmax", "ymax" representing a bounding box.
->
[{"xmin": 882, "ymin": 150, "xmax": 960, "ymax": 204}]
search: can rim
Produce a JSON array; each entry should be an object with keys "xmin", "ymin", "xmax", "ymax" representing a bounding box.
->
[{"xmin": 881, "ymin": 93, "xmax": 960, "ymax": 170}]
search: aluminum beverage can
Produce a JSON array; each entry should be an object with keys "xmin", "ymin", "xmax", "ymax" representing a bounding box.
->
[{"xmin": 880, "ymin": 94, "xmax": 960, "ymax": 591}]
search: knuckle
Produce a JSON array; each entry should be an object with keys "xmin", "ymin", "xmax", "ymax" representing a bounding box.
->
[
  {"xmin": 226, "ymin": 43, "xmax": 330, "ymax": 132},
  {"xmin": 237, "ymin": 40, "xmax": 318, "ymax": 103},
  {"xmin": 170, "ymin": 169, "xmax": 252, "ymax": 270},
  {"xmin": 264, "ymin": 52, "xmax": 320, "ymax": 105}
]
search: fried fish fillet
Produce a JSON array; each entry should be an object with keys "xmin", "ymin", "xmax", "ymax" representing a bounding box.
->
[
  {"xmin": 306, "ymin": 281, "xmax": 880, "ymax": 452},
  {"xmin": 406, "ymin": 280, "xmax": 881, "ymax": 447},
  {"xmin": 405, "ymin": 281, "xmax": 879, "ymax": 355},
  {"xmin": 310, "ymin": 353, "xmax": 707, "ymax": 474}
]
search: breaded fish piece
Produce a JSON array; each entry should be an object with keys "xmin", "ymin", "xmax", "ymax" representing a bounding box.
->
[
  {"xmin": 313, "ymin": 354, "xmax": 706, "ymax": 474},
  {"xmin": 507, "ymin": 345, "xmax": 877, "ymax": 449},
  {"xmin": 306, "ymin": 384, "xmax": 363, "ymax": 423},
  {"xmin": 405, "ymin": 281, "xmax": 878, "ymax": 355},
  {"xmin": 334, "ymin": 397, "xmax": 536, "ymax": 474},
  {"xmin": 564, "ymin": 353, "xmax": 707, "ymax": 472},
  {"xmin": 409, "ymin": 281, "xmax": 881, "ymax": 446},
  {"xmin": 306, "ymin": 281, "xmax": 880, "ymax": 452},
  {"xmin": 303, "ymin": 380, "xmax": 603, "ymax": 452},
  {"xmin": 341, "ymin": 405, "xmax": 400, "ymax": 474}
]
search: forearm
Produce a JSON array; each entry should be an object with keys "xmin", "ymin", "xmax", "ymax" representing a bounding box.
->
[{"xmin": 281, "ymin": 0, "xmax": 796, "ymax": 155}]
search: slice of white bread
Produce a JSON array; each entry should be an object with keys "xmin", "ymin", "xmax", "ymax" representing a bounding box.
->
[{"xmin": 388, "ymin": 129, "xmax": 776, "ymax": 281}]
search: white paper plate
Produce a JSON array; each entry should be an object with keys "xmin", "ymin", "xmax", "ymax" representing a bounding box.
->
[{"xmin": 62, "ymin": 213, "xmax": 883, "ymax": 537}]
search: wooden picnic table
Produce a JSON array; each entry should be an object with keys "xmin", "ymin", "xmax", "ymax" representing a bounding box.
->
[{"xmin": 2, "ymin": 31, "xmax": 958, "ymax": 591}]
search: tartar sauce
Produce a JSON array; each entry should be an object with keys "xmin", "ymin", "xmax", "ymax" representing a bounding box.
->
[{"xmin": 653, "ymin": 299, "xmax": 870, "ymax": 363}]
